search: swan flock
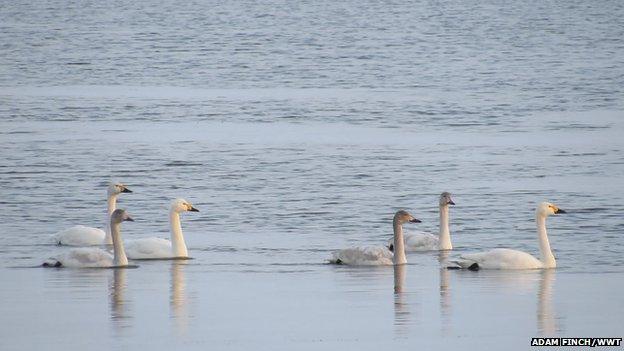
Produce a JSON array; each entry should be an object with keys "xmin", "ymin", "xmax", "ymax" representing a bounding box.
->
[{"xmin": 43, "ymin": 184, "xmax": 568, "ymax": 272}]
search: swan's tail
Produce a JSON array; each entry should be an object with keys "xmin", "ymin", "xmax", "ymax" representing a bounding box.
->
[
  {"xmin": 42, "ymin": 259, "xmax": 62, "ymax": 268},
  {"xmin": 447, "ymin": 260, "xmax": 480, "ymax": 271},
  {"xmin": 328, "ymin": 258, "xmax": 343, "ymax": 265},
  {"xmin": 328, "ymin": 252, "xmax": 343, "ymax": 265}
]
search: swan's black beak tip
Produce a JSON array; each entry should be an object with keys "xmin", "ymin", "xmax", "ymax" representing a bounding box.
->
[
  {"xmin": 448, "ymin": 200, "xmax": 455, "ymax": 205},
  {"xmin": 410, "ymin": 218, "xmax": 422, "ymax": 223},
  {"xmin": 122, "ymin": 188, "xmax": 132, "ymax": 193},
  {"xmin": 125, "ymin": 217, "xmax": 135, "ymax": 222},
  {"xmin": 555, "ymin": 208, "xmax": 566, "ymax": 214},
  {"xmin": 189, "ymin": 207, "xmax": 199, "ymax": 212}
]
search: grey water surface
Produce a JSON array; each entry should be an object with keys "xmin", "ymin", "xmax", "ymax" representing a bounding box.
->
[{"xmin": 1, "ymin": 1, "xmax": 623, "ymax": 350}]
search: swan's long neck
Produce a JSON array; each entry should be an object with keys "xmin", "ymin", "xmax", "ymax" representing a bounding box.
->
[
  {"xmin": 536, "ymin": 214, "xmax": 556, "ymax": 268},
  {"xmin": 110, "ymin": 221, "xmax": 128, "ymax": 267},
  {"xmin": 104, "ymin": 194, "xmax": 118, "ymax": 245},
  {"xmin": 438, "ymin": 204, "xmax": 452, "ymax": 250},
  {"xmin": 393, "ymin": 219, "xmax": 407, "ymax": 265},
  {"xmin": 170, "ymin": 210, "xmax": 188, "ymax": 258}
]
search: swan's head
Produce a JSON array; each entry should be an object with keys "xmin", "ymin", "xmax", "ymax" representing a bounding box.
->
[
  {"xmin": 108, "ymin": 182, "xmax": 132, "ymax": 195},
  {"xmin": 537, "ymin": 202, "xmax": 566, "ymax": 217},
  {"xmin": 171, "ymin": 198, "xmax": 199, "ymax": 213},
  {"xmin": 394, "ymin": 210, "xmax": 422, "ymax": 224},
  {"xmin": 111, "ymin": 209, "xmax": 134, "ymax": 223},
  {"xmin": 439, "ymin": 192, "xmax": 455, "ymax": 206}
]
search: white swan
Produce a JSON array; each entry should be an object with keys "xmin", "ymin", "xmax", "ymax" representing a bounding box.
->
[
  {"xmin": 43, "ymin": 209, "xmax": 134, "ymax": 268},
  {"xmin": 453, "ymin": 202, "xmax": 566, "ymax": 270},
  {"xmin": 330, "ymin": 210, "xmax": 421, "ymax": 266},
  {"xmin": 52, "ymin": 182, "xmax": 132, "ymax": 246},
  {"xmin": 124, "ymin": 199, "xmax": 199, "ymax": 259},
  {"xmin": 388, "ymin": 192, "xmax": 455, "ymax": 252}
]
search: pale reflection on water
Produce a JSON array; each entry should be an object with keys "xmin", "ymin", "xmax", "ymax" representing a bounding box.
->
[
  {"xmin": 438, "ymin": 251, "xmax": 452, "ymax": 335},
  {"xmin": 537, "ymin": 270, "xmax": 559, "ymax": 336},
  {"xmin": 109, "ymin": 268, "xmax": 131, "ymax": 332},
  {"xmin": 97, "ymin": 259, "xmax": 567, "ymax": 346},
  {"xmin": 387, "ymin": 254, "xmax": 565, "ymax": 341},
  {"xmin": 170, "ymin": 261, "xmax": 190, "ymax": 336},
  {"xmin": 393, "ymin": 264, "xmax": 409, "ymax": 336},
  {"xmin": 449, "ymin": 266, "xmax": 565, "ymax": 338},
  {"xmin": 0, "ymin": 260, "xmax": 620, "ymax": 350}
]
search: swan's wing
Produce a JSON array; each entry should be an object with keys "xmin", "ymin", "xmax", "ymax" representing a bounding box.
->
[
  {"xmin": 125, "ymin": 237, "xmax": 173, "ymax": 259},
  {"xmin": 47, "ymin": 248, "xmax": 113, "ymax": 268},
  {"xmin": 386, "ymin": 231, "xmax": 439, "ymax": 251},
  {"xmin": 52, "ymin": 225, "xmax": 106, "ymax": 246},
  {"xmin": 458, "ymin": 248, "xmax": 543, "ymax": 269},
  {"xmin": 330, "ymin": 246, "xmax": 393, "ymax": 266}
]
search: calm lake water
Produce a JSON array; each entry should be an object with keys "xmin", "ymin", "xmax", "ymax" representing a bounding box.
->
[{"xmin": 1, "ymin": 1, "xmax": 623, "ymax": 350}]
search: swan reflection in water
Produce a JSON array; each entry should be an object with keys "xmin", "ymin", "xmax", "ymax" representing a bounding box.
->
[
  {"xmin": 438, "ymin": 251, "xmax": 452, "ymax": 334},
  {"xmin": 393, "ymin": 264, "xmax": 411, "ymax": 336},
  {"xmin": 109, "ymin": 268, "xmax": 131, "ymax": 332},
  {"xmin": 448, "ymin": 264, "xmax": 561, "ymax": 336},
  {"xmin": 470, "ymin": 269, "xmax": 561, "ymax": 335},
  {"xmin": 538, "ymin": 269, "xmax": 559, "ymax": 335},
  {"xmin": 393, "ymin": 254, "xmax": 453, "ymax": 336},
  {"xmin": 439, "ymin": 251, "xmax": 560, "ymax": 336},
  {"xmin": 170, "ymin": 260, "xmax": 190, "ymax": 336}
]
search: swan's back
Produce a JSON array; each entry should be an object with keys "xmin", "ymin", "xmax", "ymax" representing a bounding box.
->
[
  {"xmin": 460, "ymin": 248, "xmax": 544, "ymax": 270},
  {"xmin": 404, "ymin": 231, "xmax": 439, "ymax": 251},
  {"xmin": 387, "ymin": 231, "xmax": 439, "ymax": 252},
  {"xmin": 52, "ymin": 225, "xmax": 106, "ymax": 246},
  {"xmin": 125, "ymin": 237, "xmax": 173, "ymax": 259},
  {"xmin": 331, "ymin": 246, "xmax": 393, "ymax": 266}
]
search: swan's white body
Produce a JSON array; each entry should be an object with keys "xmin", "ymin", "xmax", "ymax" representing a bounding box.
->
[
  {"xmin": 390, "ymin": 231, "xmax": 440, "ymax": 252},
  {"xmin": 52, "ymin": 183, "xmax": 131, "ymax": 246},
  {"xmin": 455, "ymin": 202, "xmax": 564, "ymax": 270},
  {"xmin": 125, "ymin": 199, "xmax": 198, "ymax": 259},
  {"xmin": 388, "ymin": 192, "xmax": 454, "ymax": 251},
  {"xmin": 126, "ymin": 237, "xmax": 173, "ymax": 259},
  {"xmin": 458, "ymin": 248, "xmax": 546, "ymax": 269},
  {"xmin": 331, "ymin": 246, "xmax": 394, "ymax": 266},
  {"xmin": 330, "ymin": 210, "xmax": 420, "ymax": 266},
  {"xmin": 44, "ymin": 209, "xmax": 133, "ymax": 268},
  {"xmin": 52, "ymin": 225, "xmax": 107, "ymax": 246},
  {"xmin": 46, "ymin": 247, "xmax": 116, "ymax": 268}
]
